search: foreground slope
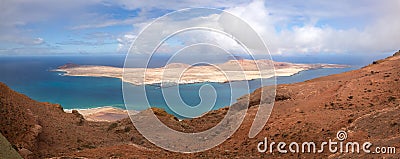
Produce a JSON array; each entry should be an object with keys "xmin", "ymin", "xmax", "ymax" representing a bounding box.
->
[
  {"xmin": 66, "ymin": 51, "xmax": 400, "ymax": 158},
  {"xmin": 0, "ymin": 83, "xmax": 146, "ymax": 158}
]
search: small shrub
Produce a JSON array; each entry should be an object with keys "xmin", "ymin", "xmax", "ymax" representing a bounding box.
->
[
  {"xmin": 124, "ymin": 126, "xmax": 131, "ymax": 132},
  {"xmin": 348, "ymin": 119, "xmax": 353, "ymax": 123},
  {"xmin": 107, "ymin": 122, "xmax": 118, "ymax": 131},
  {"xmin": 388, "ymin": 96, "xmax": 396, "ymax": 102},
  {"xmin": 348, "ymin": 96, "xmax": 353, "ymax": 99}
]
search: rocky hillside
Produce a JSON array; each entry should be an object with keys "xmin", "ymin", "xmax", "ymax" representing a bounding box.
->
[
  {"xmin": 0, "ymin": 50, "xmax": 399, "ymax": 158},
  {"xmin": 0, "ymin": 83, "xmax": 148, "ymax": 158}
]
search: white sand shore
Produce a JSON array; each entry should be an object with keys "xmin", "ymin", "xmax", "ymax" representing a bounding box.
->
[{"xmin": 65, "ymin": 106, "xmax": 137, "ymax": 122}]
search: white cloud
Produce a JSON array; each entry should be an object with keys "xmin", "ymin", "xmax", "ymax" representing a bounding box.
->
[
  {"xmin": 224, "ymin": 0, "xmax": 400, "ymax": 54},
  {"xmin": 1, "ymin": 0, "xmax": 399, "ymax": 55},
  {"xmin": 116, "ymin": 34, "xmax": 134, "ymax": 52},
  {"xmin": 32, "ymin": 38, "xmax": 45, "ymax": 45},
  {"xmin": 116, "ymin": 0, "xmax": 400, "ymax": 55},
  {"xmin": 0, "ymin": 0, "xmax": 99, "ymax": 46},
  {"xmin": 70, "ymin": 18, "xmax": 139, "ymax": 30},
  {"xmin": 110, "ymin": 0, "xmax": 251, "ymax": 10}
]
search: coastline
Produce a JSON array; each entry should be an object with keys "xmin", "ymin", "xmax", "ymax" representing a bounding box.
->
[
  {"xmin": 53, "ymin": 60, "xmax": 350, "ymax": 86},
  {"xmin": 64, "ymin": 106, "xmax": 136, "ymax": 122},
  {"xmin": 58, "ymin": 66, "xmax": 353, "ymax": 122},
  {"xmin": 55, "ymin": 60, "xmax": 351, "ymax": 122}
]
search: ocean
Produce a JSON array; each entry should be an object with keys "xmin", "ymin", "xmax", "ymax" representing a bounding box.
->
[{"xmin": 0, "ymin": 54, "xmax": 383, "ymax": 117}]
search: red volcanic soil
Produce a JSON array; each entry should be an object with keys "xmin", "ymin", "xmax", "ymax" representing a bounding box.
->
[{"xmin": 1, "ymin": 51, "xmax": 399, "ymax": 158}]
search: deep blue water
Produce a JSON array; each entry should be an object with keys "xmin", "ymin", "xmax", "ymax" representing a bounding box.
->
[
  {"xmin": 0, "ymin": 55, "xmax": 358, "ymax": 117},
  {"xmin": 0, "ymin": 55, "xmax": 126, "ymax": 109}
]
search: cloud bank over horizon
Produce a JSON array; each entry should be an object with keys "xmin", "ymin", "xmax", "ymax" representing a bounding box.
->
[{"xmin": 0, "ymin": 0, "xmax": 399, "ymax": 55}]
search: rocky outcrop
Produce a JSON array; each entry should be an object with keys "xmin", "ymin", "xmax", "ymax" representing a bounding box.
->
[{"xmin": 0, "ymin": 133, "xmax": 22, "ymax": 159}]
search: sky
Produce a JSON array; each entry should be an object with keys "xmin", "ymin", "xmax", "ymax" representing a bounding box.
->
[{"xmin": 0, "ymin": 0, "xmax": 399, "ymax": 56}]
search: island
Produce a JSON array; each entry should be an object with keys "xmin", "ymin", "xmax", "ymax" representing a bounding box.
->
[{"xmin": 53, "ymin": 59, "xmax": 349, "ymax": 85}]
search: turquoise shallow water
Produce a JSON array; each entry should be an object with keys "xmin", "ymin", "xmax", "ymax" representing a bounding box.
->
[{"xmin": 0, "ymin": 55, "xmax": 357, "ymax": 117}]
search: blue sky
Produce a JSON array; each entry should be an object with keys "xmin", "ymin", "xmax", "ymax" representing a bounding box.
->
[{"xmin": 0, "ymin": 0, "xmax": 399, "ymax": 56}]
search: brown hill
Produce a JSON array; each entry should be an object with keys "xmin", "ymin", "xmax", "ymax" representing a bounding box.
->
[
  {"xmin": 0, "ymin": 83, "xmax": 153, "ymax": 158},
  {"xmin": 57, "ymin": 63, "xmax": 80, "ymax": 69},
  {"xmin": 1, "ymin": 50, "xmax": 399, "ymax": 158}
]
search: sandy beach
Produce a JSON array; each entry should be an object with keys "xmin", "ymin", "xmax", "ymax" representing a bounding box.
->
[{"xmin": 64, "ymin": 107, "xmax": 135, "ymax": 122}]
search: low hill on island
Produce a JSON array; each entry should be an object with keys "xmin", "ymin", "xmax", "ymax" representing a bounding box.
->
[{"xmin": 0, "ymin": 50, "xmax": 399, "ymax": 158}]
